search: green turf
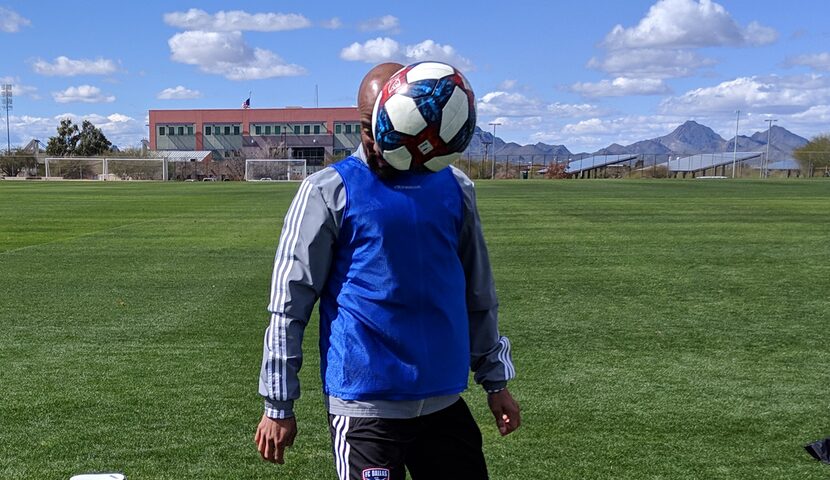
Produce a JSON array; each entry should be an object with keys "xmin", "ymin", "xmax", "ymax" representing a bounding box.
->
[{"xmin": 1, "ymin": 179, "xmax": 828, "ymax": 479}]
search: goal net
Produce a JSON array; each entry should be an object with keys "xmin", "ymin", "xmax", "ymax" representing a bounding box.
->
[
  {"xmin": 44, "ymin": 157, "xmax": 104, "ymax": 180},
  {"xmin": 245, "ymin": 159, "xmax": 308, "ymax": 181},
  {"xmin": 45, "ymin": 157, "xmax": 168, "ymax": 180},
  {"xmin": 104, "ymin": 158, "xmax": 167, "ymax": 181}
]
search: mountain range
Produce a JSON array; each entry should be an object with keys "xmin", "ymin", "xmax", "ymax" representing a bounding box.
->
[{"xmin": 465, "ymin": 121, "xmax": 809, "ymax": 161}]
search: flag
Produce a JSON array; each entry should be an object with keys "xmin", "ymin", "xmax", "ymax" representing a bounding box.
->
[{"xmin": 242, "ymin": 97, "xmax": 250, "ymax": 109}]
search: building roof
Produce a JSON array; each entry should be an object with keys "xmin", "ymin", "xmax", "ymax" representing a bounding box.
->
[{"xmin": 148, "ymin": 150, "xmax": 213, "ymax": 162}]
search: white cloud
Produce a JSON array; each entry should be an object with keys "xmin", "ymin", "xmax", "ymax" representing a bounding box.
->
[
  {"xmin": 478, "ymin": 91, "xmax": 540, "ymax": 116},
  {"xmin": 405, "ymin": 40, "xmax": 473, "ymax": 71},
  {"xmin": 659, "ymin": 75, "xmax": 830, "ymax": 114},
  {"xmin": 586, "ymin": 0, "xmax": 775, "ymax": 83},
  {"xmin": 570, "ymin": 77, "xmax": 670, "ymax": 97},
  {"xmin": 9, "ymin": 112, "xmax": 146, "ymax": 148},
  {"xmin": 163, "ymin": 8, "xmax": 310, "ymax": 32},
  {"xmin": 340, "ymin": 37, "xmax": 473, "ymax": 71},
  {"xmin": 321, "ymin": 17, "xmax": 342, "ymax": 29},
  {"xmin": 32, "ymin": 56, "xmax": 118, "ymax": 76},
  {"xmin": 0, "ymin": 6, "xmax": 30, "ymax": 33},
  {"xmin": 603, "ymin": 0, "xmax": 777, "ymax": 50},
  {"xmin": 486, "ymin": 116, "xmax": 544, "ymax": 130},
  {"xmin": 0, "ymin": 76, "xmax": 38, "ymax": 98},
  {"xmin": 786, "ymin": 52, "xmax": 830, "ymax": 72},
  {"xmin": 358, "ymin": 15, "xmax": 399, "ymax": 33},
  {"xmin": 340, "ymin": 37, "xmax": 401, "ymax": 63},
  {"xmin": 157, "ymin": 86, "xmax": 202, "ymax": 100},
  {"xmin": 547, "ymin": 103, "xmax": 604, "ymax": 117},
  {"xmin": 168, "ymin": 30, "xmax": 306, "ymax": 80},
  {"xmin": 477, "ymin": 91, "xmax": 602, "ymax": 118},
  {"xmin": 588, "ymin": 48, "xmax": 715, "ymax": 78},
  {"xmin": 790, "ymin": 105, "xmax": 830, "ymax": 123},
  {"xmin": 52, "ymin": 85, "xmax": 116, "ymax": 104}
]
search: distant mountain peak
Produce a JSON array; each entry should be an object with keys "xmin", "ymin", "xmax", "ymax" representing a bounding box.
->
[{"xmin": 464, "ymin": 121, "xmax": 807, "ymax": 162}]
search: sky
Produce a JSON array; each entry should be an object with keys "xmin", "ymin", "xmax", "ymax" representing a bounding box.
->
[{"xmin": 2, "ymin": 0, "xmax": 830, "ymax": 152}]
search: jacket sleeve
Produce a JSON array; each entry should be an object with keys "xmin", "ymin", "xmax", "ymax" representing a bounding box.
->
[
  {"xmin": 258, "ymin": 171, "xmax": 343, "ymax": 418},
  {"xmin": 451, "ymin": 167, "xmax": 516, "ymax": 392}
]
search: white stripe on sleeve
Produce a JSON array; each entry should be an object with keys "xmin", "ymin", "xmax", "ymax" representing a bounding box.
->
[{"xmin": 266, "ymin": 180, "xmax": 313, "ymax": 400}]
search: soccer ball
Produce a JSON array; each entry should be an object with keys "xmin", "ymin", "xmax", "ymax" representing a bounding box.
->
[{"xmin": 372, "ymin": 61, "xmax": 476, "ymax": 172}]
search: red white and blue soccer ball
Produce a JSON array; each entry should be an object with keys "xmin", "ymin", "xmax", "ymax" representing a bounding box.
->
[{"xmin": 372, "ymin": 61, "xmax": 476, "ymax": 172}]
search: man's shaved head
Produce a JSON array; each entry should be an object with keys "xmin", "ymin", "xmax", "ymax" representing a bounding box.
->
[{"xmin": 357, "ymin": 62, "xmax": 403, "ymax": 178}]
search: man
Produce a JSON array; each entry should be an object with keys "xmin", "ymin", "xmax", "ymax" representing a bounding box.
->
[{"xmin": 255, "ymin": 63, "xmax": 520, "ymax": 480}]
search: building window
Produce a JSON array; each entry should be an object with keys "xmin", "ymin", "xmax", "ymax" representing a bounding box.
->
[
  {"xmin": 205, "ymin": 126, "xmax": 211, "ymax": 135},
  {"xmin": 274, "ymin": 125, "xmax": 280, "ymax": 134},
  {"xmin": 313, "ymin": 125, "xmax": 320, "ymax": 135},
  {"xmin": 255, "ymin": 125, "xmax": 262, "ymax": 135},
  {"xmin": 303, "ymin": 125, "xmax": 311, "ymax": 135},
  {"xmin": 294, "ymin": 125, "xmax": 300, "ymax": 135},
  {"xmin": 158, "ymin": 126, "xmax": 165, "ymax": 136},
  {"xmin": 264, "ymin": 125, "xmax": 271, "ymax": 135},
  {"xmin": 177, "ymin": 126, "xmax": 184, "ymax": 135},
  {"xmin": 233, "ymin": 125, "xmax": 240, "ymax": 135},
  {"xmin": 224, "ymin": 126, "xmax": 231, "ymax": 135},
  {"xmin": 168, "ymin": 126, "xmax": 175, "ymax": 135},
  {"xmin": 354, "ymin": 124, "xmax": 360, "ymax": 133},
  {"xmin": 335, "ymin": 124, "xmax": 342, "ymax": 134},
  {"xmin": 187, "ymin": 125, "xmax": 193, "ymax": 135},
  {"xmin": 345, "ymin": 124, "xmax": 352, "ymax": 134}
]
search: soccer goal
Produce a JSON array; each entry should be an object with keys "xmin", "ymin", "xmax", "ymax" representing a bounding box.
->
[
  {"xmin": 245, "ymin": 159, "xmax": 308, "ymax": 181},
  {"xmin": 45, "ymin": 157, "xmax": 168, "ymax": 180},
  {"xmin": 44, "ymin": 157, "xmax": 105, "ymax": 180},
  {"xmin": 104, "ymin": 158, "xmax": 167, "ymax": 181}
]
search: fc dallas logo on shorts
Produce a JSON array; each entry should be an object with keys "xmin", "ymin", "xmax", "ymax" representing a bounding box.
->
[{"xmin": 362, "ymin": 467, "xmax": 390, "ymax": 480}]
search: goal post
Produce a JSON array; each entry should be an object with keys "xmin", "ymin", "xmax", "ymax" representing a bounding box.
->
[{"xmin": 245, "ymin": 159, "xmax": 308, "ymax": 181}]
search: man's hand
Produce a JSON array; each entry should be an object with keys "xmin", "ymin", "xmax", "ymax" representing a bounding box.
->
[
  {"xmin": 254, "ymin": 414, "xmax": 297, "ymax": 464},
  {"xmin": 487, "ymin": 388, "xmax": 521, "ymax": 436}
]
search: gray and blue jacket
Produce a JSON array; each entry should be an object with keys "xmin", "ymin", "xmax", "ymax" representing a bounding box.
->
[{"xmin": 259, "ymin": 146, "xmax": 515, "ymax": 419}]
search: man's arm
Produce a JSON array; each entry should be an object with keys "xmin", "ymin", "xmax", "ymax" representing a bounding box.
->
[
  {"xmin": 256, "ymin": 171, "xmax": 343, "ymax": 462},
  {"xmin": 452, "ymin": 167, "xmax": 521, "ymax": 435}
]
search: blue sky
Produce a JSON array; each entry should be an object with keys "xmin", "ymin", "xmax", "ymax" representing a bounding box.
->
[{"xmin": 2, "ymin": 0, "xmax": 830, "ymax": 151}]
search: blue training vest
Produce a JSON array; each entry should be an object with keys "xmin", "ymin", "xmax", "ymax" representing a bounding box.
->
[{"xmin": 321, "ymin": 156, "xmax": 469, "ymax": 401}]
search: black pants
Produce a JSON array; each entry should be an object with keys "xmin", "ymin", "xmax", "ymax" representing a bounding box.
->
[{"xmin": 328, "ymin": 398, "xmax": 488, "ymax": 480}]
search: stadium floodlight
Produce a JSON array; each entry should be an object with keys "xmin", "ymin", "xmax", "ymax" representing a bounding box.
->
[{"xmin": 245, "ymin": 159, "xmax": 307, "ymax": 181}]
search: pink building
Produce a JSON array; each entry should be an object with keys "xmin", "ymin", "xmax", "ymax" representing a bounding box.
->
[{"xmin": 149, "ymin": 107, "xmax": 362, "ymax": 165}]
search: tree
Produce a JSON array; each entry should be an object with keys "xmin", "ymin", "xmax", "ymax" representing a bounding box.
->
[
  {"xmin": 75, "ymin": 120, "xmax": 112, "ymax": 156},
  {"xmin": 45, "ymin": 119, "xmax": 79, "ymax": 156},
  {"xmin": 0, "ymin": 151, "xmax": 38, "ymax": 177},
  {"xmin": 45, "ymin": 119, "xmax": 112, "ymax": 157},
  {"xmin": 793, "ymin": 134, "xmax": 830, "ymax": 173}
]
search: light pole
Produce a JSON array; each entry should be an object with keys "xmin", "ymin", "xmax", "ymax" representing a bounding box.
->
[
  {"xmin": 732, "ymin": 110, "xmax": 740, "ymax": 178},
  {"xmin": 763, "ymin": 118, "xmax": 777, "ymax": 178},
  {"xmin": 489, "ymin": 122, "xmax": 501, "ymax": 179},
  {"xmin": 2, "ymin": 84, "xmax": 12, "ymax": 155}
]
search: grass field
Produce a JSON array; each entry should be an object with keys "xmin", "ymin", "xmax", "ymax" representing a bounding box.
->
[{"xmin": 1, "ymin": 179, "xmax": 829, "ymax": 479}]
